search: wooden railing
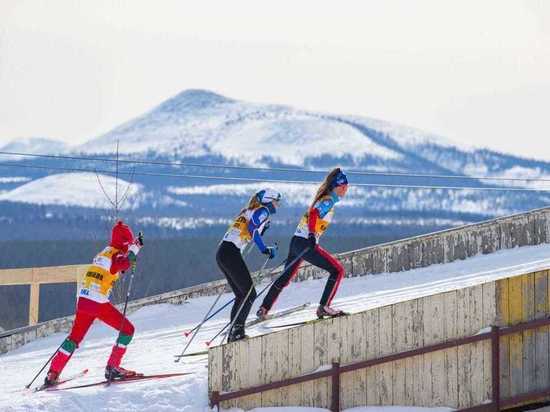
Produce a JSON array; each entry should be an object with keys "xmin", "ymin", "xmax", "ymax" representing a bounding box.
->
[{"xmin": 0, "ymin": 265, "xmax": 88, "ymax": 326}]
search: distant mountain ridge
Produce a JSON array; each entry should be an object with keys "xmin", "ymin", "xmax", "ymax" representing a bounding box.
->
[{"xmin": 0, "ymin": 89, "xmax": 549, "ymax": 241}]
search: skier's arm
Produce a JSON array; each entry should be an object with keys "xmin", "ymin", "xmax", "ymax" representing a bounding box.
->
[
  {"xmin": 248, "ymin": 207, "xmax": 270, "ymax": 253},
  {"xmin": 110, "ymin": 240, "xmax": 142, "ymax": 274},
  {"xmin": 110, "ymin": 252, "xmax": 131, "ymax": 274}
]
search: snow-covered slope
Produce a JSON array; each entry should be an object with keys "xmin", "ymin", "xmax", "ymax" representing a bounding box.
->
[
  {"xmin": 3, "ymin": 243, "xmax": 550, "ymax": 411},
  {"xmin": 0, "ymin": 173, "xmax": 142, "ymax": 209}
]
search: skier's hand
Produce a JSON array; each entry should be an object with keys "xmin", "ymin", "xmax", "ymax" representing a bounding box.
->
[
  {"xmin": 307, "ymin": 233, "xmax": 316, "ymax": 249},
  {"xmin": 128, "ymin": 250, "xmax": 137, "ymax": 271},
  {"xmin": 262, "ymin": 245, "xmax": 277, "ymax": 259},
  {"xmin": 136, "ymin": 231, "xmax": 144, "ymax": 247}
]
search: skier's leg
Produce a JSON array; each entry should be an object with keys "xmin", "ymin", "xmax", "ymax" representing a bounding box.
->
[
  {"xmin": 260, "ymin": 237, "xmax": 305, "ymax": 312},
  {"xmin": 302, "ymin": 244, "xmax": 345, "ymax": 307},
  {"xmin": 98, "ymin": 302, "xmax": 135, "ymax": 368},
  {"xmin": 216, "ymin": 243, "xmax": 244, "ymax": 322},
  {"xmin": 49, "ymin": 299, "xmax": 96, "ymax": 377}
]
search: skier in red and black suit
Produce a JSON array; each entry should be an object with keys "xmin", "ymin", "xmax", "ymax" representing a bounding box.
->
[
  {"xmin": 257, "ymin": 168, "xmax": 349, "ymax": 320},
  {"xmin": 43, "ymin": 221, "xmax": 144, "ymax": 387}
]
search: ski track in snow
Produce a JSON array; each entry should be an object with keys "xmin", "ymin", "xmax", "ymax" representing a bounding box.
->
[{"xmin": 3, "ymin": 243, "xmax": 550, "ymax": 411}]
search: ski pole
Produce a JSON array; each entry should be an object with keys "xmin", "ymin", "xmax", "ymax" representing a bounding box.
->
[
  {"xmin": 25, "ymin": 340, "xmax": 65, "ymax": 389},
  {"xmin": 206, "ymin": 247, "xmax": 310, "ymax": 346},
  {"xmin": 107, "ymin": 254, "xmax": 138, "ymax": 384},
  {"xmin": 205, "ymin": 255, "xmax": 271, "ymax": 347},
  {"xmin": 174, "ymin": 286, "xmax": 226, "ymax": 362},
  {"xmin": 179, "ymin": 242, "xmax": 255, "ymax": 339}
]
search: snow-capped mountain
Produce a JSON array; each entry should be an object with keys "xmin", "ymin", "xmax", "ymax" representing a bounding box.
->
[
  {"xmin": 1, "ymin": 89, "xmax": 550, "ymax": 240},
  {"xmin": 0, "ymin": 137, "xmax": 68, "ymax": 158}
]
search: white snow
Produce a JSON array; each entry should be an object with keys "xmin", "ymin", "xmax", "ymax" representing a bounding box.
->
[
  {"xmin": 3, "ymin": 243, "xmax": 550, "ymax": 411},
  {"xmin": 0, "ymin": 177, "xmax": 31, "ymax": 183},
  {"xmin": 0, "ymin": 173, "xmax": 142, "ymax": 209}
]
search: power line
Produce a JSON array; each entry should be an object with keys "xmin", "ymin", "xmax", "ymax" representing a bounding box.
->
[
  {"xmin": 1, "ymin": 161, "xmax": 550, "ymax": 193},
  {"xmin": 1, "ymin": 149, "xmax": 550, "ymax": 183}
]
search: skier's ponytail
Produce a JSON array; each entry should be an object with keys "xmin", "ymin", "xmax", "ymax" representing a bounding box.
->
[
  {"xmin": 310, "ymin": 168, "xmax": 342, "ymax": 209},
  {"xmin": 239, "ymin": 193, "xmax": 262, "ymax": 215}
]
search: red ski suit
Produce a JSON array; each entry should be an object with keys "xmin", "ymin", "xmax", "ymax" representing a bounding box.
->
[{"xmin": 49, "ymin": 247, "xmax": 136, "ymax": 375}]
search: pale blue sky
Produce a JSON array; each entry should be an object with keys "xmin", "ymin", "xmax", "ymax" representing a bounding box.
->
[{"xmin": 0, "ymin": 0, "xmax": 549, "ymax": 159}]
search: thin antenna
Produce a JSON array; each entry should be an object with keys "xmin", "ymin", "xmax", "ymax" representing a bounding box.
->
[{"xmin": 115, "ymin": 139, "xmax": 119, "ymax": 221}]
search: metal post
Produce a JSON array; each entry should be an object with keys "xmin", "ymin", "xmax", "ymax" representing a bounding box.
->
[
  {"xmin": 210, "ymin": 391, "xmax": 220, "ymax": 409},
  {"xmin": 331, "ymin": 362, "xmax": 340, "ymax": 412},
  {"xmin": 491, "ymin": 325, "xmax": 500, "ymax": 411}
]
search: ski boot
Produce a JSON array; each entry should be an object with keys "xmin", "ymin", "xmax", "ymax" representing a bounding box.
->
[
  {"xmin": 105, "ymin": 365, "xmax": 138, "ymax": 380},
  {"xmin": 42, "ymin": 370, "xmax": 59, "ymax": 388},
  {"xmin": 227, "ymin": 325, "xmax": 248, "ymax": 343},
  {"xmin": 256, "ymin": 306, "xmax": 268, "ymax": 321},
  {"xmin": 316, "ymin": 305, "xmax": 348, "ymax": 319}
]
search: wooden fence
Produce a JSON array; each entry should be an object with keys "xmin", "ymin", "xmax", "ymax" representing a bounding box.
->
[
  {"xmin": 0, "ymin": 265, "xmax": 87, "ymax": 326},
  {"xmin": 208, "ymin": 269, "xmax": 550, "ymax": 410}
]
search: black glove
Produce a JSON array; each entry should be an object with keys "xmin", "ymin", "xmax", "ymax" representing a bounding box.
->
[
  {"xmin": 307, "ymin": 233, "xmax": 316, "ymax": 249},
  {"xmin": 262, "ymin": 245, "xmax": 277, "ymax": 259},
  {"xmin": 137, "ymin": 231, "xmax": 144, "ymax": 246}
]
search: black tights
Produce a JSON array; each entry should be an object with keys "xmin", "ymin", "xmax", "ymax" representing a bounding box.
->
[{"xmin": 216, "ymin": 241, "xmax": 257, "ymax": 331}]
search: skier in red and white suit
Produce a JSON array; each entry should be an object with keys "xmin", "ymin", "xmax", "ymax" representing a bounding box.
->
[{"xmin": 44, "ymin": 221, "xmax": 143, "ymax": 387}]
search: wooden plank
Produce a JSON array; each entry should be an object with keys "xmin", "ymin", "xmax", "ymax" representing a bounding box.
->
[
  {"xmin": 0, "ymin": 264, "xmax": 86, "ymax": 286},
  {"xmin": 340, "ymin": 316, "xmax": 354, "ymax": 410},
  {"xmin": 522, "ymin": 273, "xmax": 536, "ymax": 394},
  {"xmin": 241, "ymin": 337, "xmax": 262, "ymax": 409},
  {"xmin": 378, "ymin": 305, "xmax": 393, "ymax": 405},
  {"xmin": 300, "ymin": 323, "xmax": 315, "ymax": 406},
  {"xmin": 496, "ymin": 277, "xmax": 511, "ymax": 398},
  {"xmin": 535, "ymin": 270, "xmax": 549, "ymax": 391},
  {"xmin": 443, "ymin": 291, "xmax": 459, "ymax": 409},
  {"xmin": 221, "ymin": 342, "xmax": 239, "ymax": 409},
  {"xmin": 426, "ymin": 294, "xmax": 446, "ymax": 406},
  {"xmin": 261, "ymin": 330, "xmax": 289, "ymax": 407},
  {"xmin": 365, "ymin": 308, "xmax": 380, "ymax": 405},
  {"xmin": 33, "ymin": 265, "xmax": 84, "ymax": 284},
  {"xmin": 411, "ymin": 298, "xmax": 425, "ymax": 406},
  {"xmin": 391, "ymin": 301, "xmax": 412, "ymax": 406},
  {"xmin": 208, "ymin": 345, "xmax": 223, "ymax": 403},
  {"xmin": 313, "ymin": 320, "xmax": 329, "ymax": 408},
  {"xmin": 469, "ymin": 285, "xmax": 485, "ymax": 406},
  {"xmin": 482, "ymin": 281, "xmax": 497, "ymax": 403},
  {"xmin": 287, "ymin": 326, "xmax": 303, "ymax": 406},
  {"xmin": 327, "ymin": 317, "xmax": 341, "ymax": 410},
  {"xmin": 28, "ymin": 283, "xmax": 40, "ymax": 326},
  {"xmin": 0, "ymin": 268, "xmax": 33, "ymax": 286},
  {"xmin": 351, "ymin": 312, "xmax": 367, "ymax": 407},
  {"xmin": 276, "ymin": 329, "xmax": 291, "ymax": 407},
  {"xmin": 508, "ymin": 274, "xmax": 524, "ymax": 397},
  {"xmin": 456, "ymin": 287, "xmax": 472, "ymax": 409}
]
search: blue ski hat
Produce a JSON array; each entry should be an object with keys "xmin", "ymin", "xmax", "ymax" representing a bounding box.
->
[
  {"xmin": 256, "ymin": 188, "xmax": 282, "ymax": 214},
  {"xmin": 329, "ymin": 169, "xmax": 348, "ymax": 190}
]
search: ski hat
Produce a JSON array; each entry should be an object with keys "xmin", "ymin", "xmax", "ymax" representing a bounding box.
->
[
  {"xmin": 329, "ymin": 169, "xmax": 348, "ymax": 190},
  {"xmin": 256, "ymin": 188, "xmax": 282, "ymax": 214},
  {"xmin": 110, "ymin": 220, "xmax": 135, "ymax": 252}
]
